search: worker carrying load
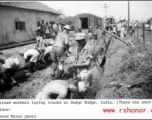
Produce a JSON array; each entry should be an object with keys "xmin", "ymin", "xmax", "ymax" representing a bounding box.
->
[{"xmin": 51, "ymin": 24, "xmax": 71, "ymax": 79}]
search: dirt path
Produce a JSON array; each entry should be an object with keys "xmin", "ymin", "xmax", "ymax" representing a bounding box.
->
[
  {"xmin": 0, "ymin": 60, "xmax": 104, "ymax": 99},
  {"xmin": 0, "ymin": 36, "xmax": 106, "ymax": 99},
  {"xmin": 0, "ymin": 36, "xmax": 103, "ymax": 99},
  {"xmin": 0, "ymin": 35, "xmax": 127, "ymax": 99},
  {"xmin": 2, "ymin": 34, "xmax": 152, "ymax": 99}
]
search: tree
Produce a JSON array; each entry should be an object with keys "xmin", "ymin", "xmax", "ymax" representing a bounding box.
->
[
  {"xmin": 58, "ymin": 9, "xmax": 66, "ymax": 22},
  {"xmin": 146, "ymin": 18, "xmax": 152, "ymax": 24},
  {"xmin": 146, "ymin": 19, "xmax": 150, "ymax": 24}
]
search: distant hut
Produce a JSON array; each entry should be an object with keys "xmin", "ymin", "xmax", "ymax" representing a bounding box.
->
[{"xmin": 73, "ymin": 13, "xmax": 103, "ymax": 32}]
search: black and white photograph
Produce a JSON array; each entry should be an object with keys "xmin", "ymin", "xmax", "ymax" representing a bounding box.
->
[{"xmin": 0, "ymin": 1, "xmax": 152, "ymax": 100}]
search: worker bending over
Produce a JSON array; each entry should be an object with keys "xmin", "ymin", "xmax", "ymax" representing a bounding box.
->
[
  {"xmin": 40, "ymin": 45, "xmax": 53, "ymax": 66},
  {"xmin": 22, "ymin": 47, "xmax": 45, "ymax": 72},
  {"xmin": 1, "ymin": 56, "xmax": 20, "ymax": 85},
  {"xmin": 36, "ymin": 80, "xmax": 78, "ymax": 99},
  {"xmin": 0, "ymin": 52, "xmax": 30, "ymax": 85}
]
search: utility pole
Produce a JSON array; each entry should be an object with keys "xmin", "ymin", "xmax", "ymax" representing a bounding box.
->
[
  {"xmin": 143, "ymin": 22, "xmax": 145, "ymax": 46},
  {"xmin": 103, "ymin": 3, "xmax": 109, "ymax": 18},
  {"xmin": 128, "ymin": 1, "xmax": 130, "ymax": 31}
]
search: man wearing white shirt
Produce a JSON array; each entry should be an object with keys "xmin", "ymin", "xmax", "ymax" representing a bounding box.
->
[
  {"xmin": 23, "ymin": 48, "xmax": 41, "ymax": 72},
  {"xmin": 117, "ymin": 21, "xmax": 122, "ymax": 37},
  {"xmin": 53, "ymin": 22, "xmax": 58, "ymax": 36},
  {"xmin": 36, "ymin": 25, "xmax": 43, "ymax": 47}
]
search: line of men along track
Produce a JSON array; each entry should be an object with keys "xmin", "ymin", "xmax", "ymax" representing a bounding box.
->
[{"xmin": 0, "ymin": 24, "xmax": 107, "ymax": 99}]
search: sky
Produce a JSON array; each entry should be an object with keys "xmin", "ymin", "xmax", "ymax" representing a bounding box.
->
[{"xmin": 39, "ymin": 1, "xmax": 152, "ymax": 22}]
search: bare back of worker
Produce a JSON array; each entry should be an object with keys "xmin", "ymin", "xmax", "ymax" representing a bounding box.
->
[
  {"xmin": 51, "ymin": 25, "xmax": 70, "ymax": 79},
  {"xmin": 36, "ymin": 80, "xmax": 70, "ymax": 99},
  {"xmin": 53, "ymin": 32, "xmax": 68, "ymax": 47},
  {"xmin": 51, "ymin": 31, "xmax": 69, "ymax": 79}
]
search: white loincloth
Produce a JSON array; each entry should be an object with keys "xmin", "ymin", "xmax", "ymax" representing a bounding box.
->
[
  {"xmin": 79, "ymin": 69, "xmax": 92, "ymax": 80},
  {"xmin": 78, "ymin": 69, "xmax": 93, "ymax": 92}
]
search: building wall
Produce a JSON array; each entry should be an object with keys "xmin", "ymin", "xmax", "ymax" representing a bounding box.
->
[{"xmin": 0, "ymin": 6, "xmax": 59, "ymax": 44}]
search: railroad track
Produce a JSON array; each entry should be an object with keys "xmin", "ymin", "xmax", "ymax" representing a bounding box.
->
[{"xmin": 0, "ymin": 40, "xmax": 36, "ymax": 51}]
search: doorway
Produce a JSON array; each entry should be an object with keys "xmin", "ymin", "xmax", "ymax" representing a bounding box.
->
[{"xmin": 80, "ymin": 17, "xmax": 88, "ymax": 29}]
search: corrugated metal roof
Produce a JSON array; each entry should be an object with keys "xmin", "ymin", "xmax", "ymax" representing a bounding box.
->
[{"xmin": 0, "ymin": 1, "xmax": 61, "ymax": 15}]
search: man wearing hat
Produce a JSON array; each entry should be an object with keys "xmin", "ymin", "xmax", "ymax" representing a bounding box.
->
[
  {"xmin": 71, "ymin": 32, "xmax": 105, "ymax": 97},
  {"xmin": 51, "ymin": 24, "xmax": 71, "ymax": 79},
  {"xmin": 69, "ymin": 33, "xmax": 95, "ymax": 95},
  {"xmin": 75, "ymin": 33, "xmax": 87, "ymax": 54}
]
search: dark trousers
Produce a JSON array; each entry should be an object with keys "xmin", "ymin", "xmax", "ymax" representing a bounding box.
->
[
  {"xmin": 2, "ymin": 68, "xmax": 17, "ymax": 84},
  {"xmin": 51, "ymin": 46, "xmax": 65, "ymax": 76}
]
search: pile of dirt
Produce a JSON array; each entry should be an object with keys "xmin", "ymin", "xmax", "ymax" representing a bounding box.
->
[{"xmin": 96, "ymin": 37, "xmax": 152, "ymax": 99}]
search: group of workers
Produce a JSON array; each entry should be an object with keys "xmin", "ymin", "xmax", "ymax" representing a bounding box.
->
[
  {"xmin": 36, "ymin": 20, "xmax": 63, "ymax": 48},
  {"xmin": 0, "ymin": 20, "xmax": 106, "ymax": 99},
  {"xmin": 104, "ymin": 18, "xmax": 137, "ymax": 38},
  {"xmin": 36, "ymin": 23, "xmax": 105, "ymax": 99}
]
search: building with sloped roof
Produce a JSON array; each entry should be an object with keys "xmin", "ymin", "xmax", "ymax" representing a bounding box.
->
[
  {"xmin": 0, "ymin": 2, "xmax": 61, "ymax": 44},
  {"xmin": 73, "ymin": 13, "xmax": 103, "ymax": 32}
]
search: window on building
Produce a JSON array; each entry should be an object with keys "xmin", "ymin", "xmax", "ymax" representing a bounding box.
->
[{"xmin": 15, "ymin": 21, "xmax": 25, "ymax": 30}]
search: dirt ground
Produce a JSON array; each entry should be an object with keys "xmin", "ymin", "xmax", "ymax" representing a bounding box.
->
[
  {"xmin": 1, "ymin": 31, "xmax": 152, "ymax": 99},
  {"xmin": 96, "ymin": 31, "xmax": 152, "ymax": 99},
  {"xmin": 0, "ymin": 37, "xmax": 104, "ymax": 99}
]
